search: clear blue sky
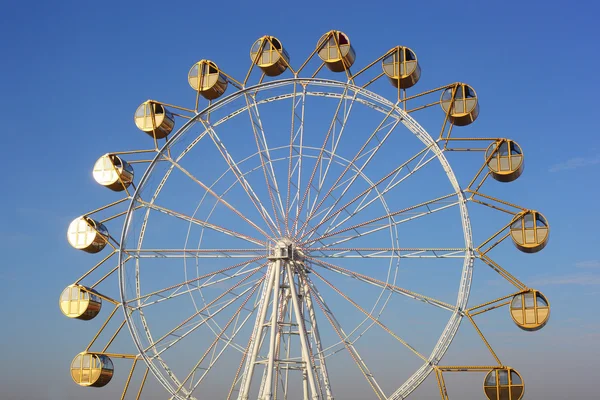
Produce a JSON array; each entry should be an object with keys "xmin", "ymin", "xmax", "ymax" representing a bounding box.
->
[{"xmin": 1, "ymin": 1, "xmax": 599, "ymax": 399}]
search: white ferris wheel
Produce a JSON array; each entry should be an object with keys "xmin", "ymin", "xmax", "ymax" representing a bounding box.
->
[{"xmin": 61, "ymin": 31, "xmax": 551, "ymax": 400}]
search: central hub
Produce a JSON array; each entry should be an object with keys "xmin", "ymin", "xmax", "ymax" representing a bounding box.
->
[{"xmin": 267, "ymin": 239, "xmax": 305, "ymax": 261}]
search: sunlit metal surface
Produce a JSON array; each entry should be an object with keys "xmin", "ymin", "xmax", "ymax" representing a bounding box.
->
[
  {"xmin": 510, "ymin": 211, "xmax": 549, "ymax": 253},
  {"xmin": 486, "ymin": 139, "xmax": 524, "ymax": 182},
  {"xmin": 250, "ymin": 36, "xmax": 290, "ymax": 77},
  {"xmin": 188, "ymin": 59, "xmax": 228, "ymax": 100},
  {"xmin": 134, "ymin": 101, "xmax": 175, "ymax": 138},
  {"xmin": 59, "ymin": 284, "xmax": 102, "ymax": 320},
  {"xmin": 510, "ymin": 290, "xmax": 550, "ymax": 331},
  {"xmin": 67, "ymin": 217, "xmax": 108, "ymax": 253},
  {"xmin": 483, "ymin": 368, "xmax": 524, "ymax": 400},
  {"xmin": 317, "ymin": 30, "xmax": 356, "ymax": 72},
  {"xmin": 93, "ymin": 154, "xmax": 134, "ymax": 191},
  {"xmin": 59, "ymin": 30, "xmax": 552, "ymax": 400},
  {"xmin": 440, "ymin": 83, "xmax": 479, "ymax": 126},
  {"xmin": 71, "ymin": 352, "xmax": 114, "ymax": 387},
  {"xmin": 382, "ymin": 46, "xmax": 421, "ymax": 89}
]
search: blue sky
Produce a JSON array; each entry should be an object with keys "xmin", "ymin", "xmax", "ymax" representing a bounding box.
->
[{"xmin": 1, "ymin": 1, "xmax": 599, "ymax": 399}]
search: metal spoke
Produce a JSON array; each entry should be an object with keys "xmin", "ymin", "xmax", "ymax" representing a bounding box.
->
[
  {"xmin": 301, "ymin": 144, "xmax": 437, "ymax": 243},
  {"xmin": 166, "ymin": 156, "xmax": 273, "ymax": 240},
  {"xmin": 128, "ymin": 257, "xmax": 265, "ymax": 304},
  {"xmin": 311, "ymin": 268, "xmax": 428, "ymax": 362},
  {"xmin": 199, "ymin": 117, "xmax": 280, "ymax": 237},
  {"xmin": 146, "ymin": 266, "xmax": 266, "ymax": 353},
  {"xmin": 298, "ymin": 101, "xmax": 400, "ymax": 239},
  {"xmin": 306, "ymin": 276, "xmax": 387, "ymax": 400},
  {"xmin": 285, "ymin": 83, "xmax": 306, "ymax": 236},
  {"xmin": 307, "ymin": 256, "xmax": 456, "ymax": 312},
  {"xmin": 309, "ymin": 247, "xmax": 468, "ymax": 259},
  {"xmin": 124, "ymin": 248, "xmax": 265, "ymax": 258},
  {"xmin": 136, "ymin": 266, "xmax": 265, "ymax": 310},
  {"xmin": 302, "ymin": 193, "xmax": 458, "ymax": 247},
  {"xmin": 138, "ymin": 200, "xmax": 266, "ymax": 246},
  {"xmin": 149, "ymin": 281, "xmax": 260, "ymax": 359},
  {"xmin": 292, "ymin": 85, "xmax": 355, "ymax": 235},
  {"xmin": 169, "ymin": 278, "xmax": 264, "ymax": 399},
  {"xmin": 245, "ymin": 92, "xmax": 286, "ymax": 234},
  {"xmin": 304, "ymin": 87, "xmax": 360, "ymax": 231}
]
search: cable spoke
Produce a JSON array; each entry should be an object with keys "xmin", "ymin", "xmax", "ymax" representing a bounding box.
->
[
  {"xmin": 285, "ymin": 83, "xmax": 306, "ymax": 236},
  {"xmin": 143, "ymin": 265, "xmax": 266, "ymax": 353},
  {"xmin": 166, "ymin": 156, "xmax": 273, "ymax": 240},
  {"xmin": 303, "ymin": 193, "xmax": 458, "ymax": 247},
  {"xmin": 309, "ymin": 247, "xmax": 468, "ymax": 259},
  {"xmin": 311, "ymin": 268, "xmax": 428, "ymax": 362},
  {"xmin": 199, "ymin": 118, "xmax": 280, "ymax": 237},
  {"xmin": 301, "ymin": 144, "xmax": 437, "ymax": 243},
  {"xmin": 244, "ymin": 93, "xmax": 286, "ymax": 234},
  {"xmin": 124, "ymin": 248, "xmax": 265, "ymax": 258},
  {"xmin": 170, "ymin": 278, "xmax": 264, "ymax": 399},
  {"xmin": 292, "ymin": 85, "xmax": 356, "ymax": 235},
  {"xmin": 306, "ymin": 276, "xmax": 387, "ymax": 400},
  {"xmin": 138, "ymin": 200, "xmax": 266, "ymax": 246},
  {"xmin": 298, "ymin": 100, "xmax": 400, "ymax": 239},
  {"xmin": 149, "ymin": 281, "xmax": 260, "ymax": 359},
  {"xmin": 136, "ymin": 265, "xmax": 266, "ymax": 310},
  {"xmin": 304, "ymin": 86, "xmax": 360, "ymax": 230},
  {"xmin": 307, "ymin": 256, "xmax": 456, "ymax": 312}
]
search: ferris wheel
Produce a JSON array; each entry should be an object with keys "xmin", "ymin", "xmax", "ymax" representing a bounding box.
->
[{"xmin": 61, "ymin": 30, "xmax": 551, "ymax": 400}]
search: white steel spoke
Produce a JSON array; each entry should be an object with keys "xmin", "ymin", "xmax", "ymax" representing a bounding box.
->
[
  {"xmin": 307, "ymin": 256, "xmax": 456, "ymax": 312},
  {"xmin": 306, "ymin": 277, "xmax": 387, "ymax": 400},
  {"xmin": 311, "ymin": 269, "xmax": 428, "ymax": 362},
  {"xmin": 304, "ymin": 88, "xmax": 360, "ymax": 229},
  {"xmin": 318, "ymin": 200, "xmax": 459, "ymax": 249},
  {"xmin": 298, "ymin": 102, "xmax": 400, "ymax": 239},
  {"xmin": 136, "ymin": 265, "xmax": 265, "ymax": 310},
  {"xmin": 124, "ymin": 248, "xmax": 265, "ymax": 258},
  {"xmin": 200, "ymin": 118, "xmax": 280, "ymax": 237},
  {"xmin": 292, "ymin": 85, "xmax": 354, "ymax": 235},
  {"xmin": 245, "ymin": 93, "xmax": 286, "ymax": 234},
  {"xmin": 169, "ymin": 278, "xmax": 263, "ymax": 399},
  {"xmin": 309, "ymin": 247, "xmax": 468, "ymax": 259},
  {"xmin": 167, "ymin": 156, "xmax": 273, "ymax": 240},
  {"xmin": 301, "ymin": 145, "xmax": 437, "ymax": 243},
  {"xmin": 128, "ymin": 257, "xmax": 265, "ymax": 304},
  {"xmin": 285, "ymin": 83, "xmax": 306, "ymax": 236},
  {"xmin": 303, "ymin": 193, "xmax": 458, "ymax": 247},
  {"xmin": 138, "ymin": 200, "xmax": 266, "ymax": 247},
  {"xmin": 149, "ymin": 282, "xmax": 259, "ymax": 359},
  {"xmin": 146, "ymin": 266, "xmax": 266, "ymax": 353}
]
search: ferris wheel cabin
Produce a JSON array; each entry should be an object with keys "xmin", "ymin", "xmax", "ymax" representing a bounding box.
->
[
  {"xmin": 92, "ymin": 154, "xmax": 134, "ymax": 191},
  {"xmin": 59, "ymin": 284, "xmax": 102, "ymax": 320},
  {"xmin": 67, "ymin": 217, "xmax": 109, "ymax": 253},
  {"xmin": 510, "ymin": 290, "xmax": 550, "ymax": 331},
  {"xmin": 483, "ymin": 368, "xmax": 524, "ymax": 400},
  {"xmin": 134, "ymin": 101, "xmax": 175, "ymax": 139},
  {"xmin": 250, "ymin": 36, "xmax": 290, "ymax": 76},
  {"xmin": 510, "ymin": 211, "xmax": 549, "ymax": 253},
  {"xmin": 440, "ymin": 83, "xmax": 480, "ymax": 126},
  {"xmin": 485, "ymin": 139, "xmax": 524, "ymax": 182},
  {"xmin": 71, "ymin": 352, "xmax": 114, "ymax": 387},
  {"xmin": 382, "ymin": 46, "xmax": 421, "ymax": 89},
  {"xmin": 188, "ymin": 60, "xmax": 228, "ymax": 100},
  {"xmin": 317, "ymin": 30, "xmax": 356, "ymax": 72}
]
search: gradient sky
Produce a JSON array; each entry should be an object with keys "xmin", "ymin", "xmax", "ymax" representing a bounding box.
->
[{"xmin": 1, "ymin": 1, "xmax": 599, "ymax": 399}]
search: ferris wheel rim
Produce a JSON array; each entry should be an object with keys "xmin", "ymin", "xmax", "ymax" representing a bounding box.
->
[{"xmin": 117, "ymin": 77, "xmax": 474, "ymax": 399}]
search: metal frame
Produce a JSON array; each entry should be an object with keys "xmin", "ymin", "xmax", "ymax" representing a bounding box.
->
[{"xmin": 60, "ymin": 31, "xmax": 549, "ymax": 400}]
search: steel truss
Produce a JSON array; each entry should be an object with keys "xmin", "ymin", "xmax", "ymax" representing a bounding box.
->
[{"xmin": 61, "ymin": 31, "xmax": 549, "ymax": 400}]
